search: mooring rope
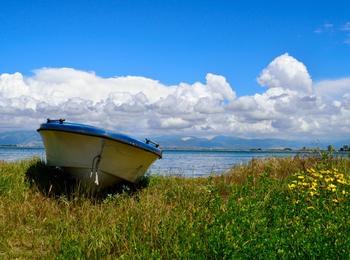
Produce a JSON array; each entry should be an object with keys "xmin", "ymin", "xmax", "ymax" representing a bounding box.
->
[
  {"xmin": 90, "ymin": 154, "xmax": 101, "ymax": 185},
  {"xmin": 90, "ymin": 140, "xmax": 105, "ymax": 186}
]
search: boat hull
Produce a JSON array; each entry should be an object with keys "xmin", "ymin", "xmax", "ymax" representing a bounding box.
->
[{"xmin": 39, "ymin": 130, "xmax": 159, "ymax": 188}]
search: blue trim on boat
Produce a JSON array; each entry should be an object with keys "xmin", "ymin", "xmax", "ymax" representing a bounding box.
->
[{"xmin": 37, "ymin": 121, "xmax": 162, "ymax": 158}]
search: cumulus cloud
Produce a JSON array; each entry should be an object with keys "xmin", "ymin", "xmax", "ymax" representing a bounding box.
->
[
  {"xmin": 0, "ymin": 53, "xmax": 349, "ymax": 139},
  {"xmin": 257, "ymin": 53, "xmax": 312, "ymax": 94},
  {"xmin": 314, "ymin": 77, "xmax": 350, "ymax": 101}
]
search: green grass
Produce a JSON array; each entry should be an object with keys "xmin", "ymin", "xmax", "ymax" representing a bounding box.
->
[{"xmin": 0, "ymin": 156, "xmax": 349, "ymax": 258}]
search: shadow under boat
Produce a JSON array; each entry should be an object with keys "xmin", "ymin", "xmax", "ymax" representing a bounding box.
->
[{"xmin": 25, "ymin": 160, "xmax": 150, "ymax": 200}]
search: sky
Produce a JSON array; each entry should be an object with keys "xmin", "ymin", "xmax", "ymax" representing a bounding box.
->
[{"xmin": 0, "ymin": 0, "xmax": 350, "ymax": 140}]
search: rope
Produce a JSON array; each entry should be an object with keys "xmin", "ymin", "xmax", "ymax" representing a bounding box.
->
[
  {"xmin": 90, "ymin": 140, "xmax": 105, "ymax": 186},
  {"xmin": 90, "ymin": 155, "xmax": 101, "ymax": 185},
  {"xmin": 94, "ymin": 155, "xmax": 101, "ymax": 186}
]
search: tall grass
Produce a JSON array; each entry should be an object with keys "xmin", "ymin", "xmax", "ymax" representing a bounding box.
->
[{"xmin": 0, "ymin": 156, "xmax": 349, "ymax": 258}]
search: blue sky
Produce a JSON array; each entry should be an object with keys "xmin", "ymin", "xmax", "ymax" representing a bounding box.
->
[
  {"xmin": 1, "ymin": 0, "xmax": 350, "ymax": 96},
  {"xmin": 0, "ymin": 1, "xmax": 350, "ymax": 139}
]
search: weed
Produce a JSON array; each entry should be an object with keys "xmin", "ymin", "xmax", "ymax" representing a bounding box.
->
[{"xmin": 0, "ymin": 156, "xmax": 349, "ymax": 258}]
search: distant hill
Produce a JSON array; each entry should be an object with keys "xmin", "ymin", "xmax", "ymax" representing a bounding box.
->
[
  {"xmin": 152, "ymin": 135, "xmax": 305, "ymax": 150},
  {"xmin": 151, "ymin": 135, "xmax": 350, "ymax": 150},
  {"xmin": 0, "ymin": 130, "xmax": 348, "ymax": 150},
  {"xmin": 0, "ymin": 131, "xmax": 42, "ymax": 147}
]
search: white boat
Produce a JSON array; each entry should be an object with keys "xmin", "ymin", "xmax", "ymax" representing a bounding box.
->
[{"xmin": 37, "ymin": 119, "xmax": 162, "ymax": 188}]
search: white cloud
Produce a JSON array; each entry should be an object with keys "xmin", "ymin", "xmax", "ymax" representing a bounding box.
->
[
  {"xmin": 314, "ymin": 21, "xmax": 350, "ymax": 45},
  {"xmin": 0, "ymin": 53, "xmax": 349, "ymax": 139},
  {"xmin": 345, "ymin": 36, "xmax": 350, "ymax": 45},
  {"xmin": 257, "ymin": 53, "xmax": 312, "ymax": 94},
  {"xmin": 324, "ymin": 23, "xmax": 334, "ymax": 29},
  {"xmin": 314, "ymin": 77, "xmax": 350, "ymax": 101},
  {"xmin": 150, "ymin": 117, "xmax": 192, "ymax": 130},
  {"xmin": 341, "ymin": 22, "xmax": 350, "ymax": 31},
  {"xmin": 314, "ymin": 23, "xmax": 334, "ymax": 34},
  {"xmin": 341, "ymin": 22, "xmax": 350, "ymax": 45}
]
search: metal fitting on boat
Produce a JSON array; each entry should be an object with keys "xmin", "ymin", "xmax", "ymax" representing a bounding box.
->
[{"xmin": 47, "ymin": 118, "xmax": 66, "ymax": 124}]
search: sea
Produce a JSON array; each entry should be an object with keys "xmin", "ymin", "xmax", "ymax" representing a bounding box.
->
[{"xmin": 0, "ymin": 146, "xmax": 306, "ymax": 177}]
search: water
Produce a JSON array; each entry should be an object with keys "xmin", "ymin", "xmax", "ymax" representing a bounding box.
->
[
  {"xmin": 151, "ymin": 150, "xmax": 301, "ymax": 176},
  {"xmin": 0, "ymin": 147, "xmax": 45, "ymax": 161},
  {"xmin": 0, "ymin": 146, "xmax": 302, "ymax": 176}
]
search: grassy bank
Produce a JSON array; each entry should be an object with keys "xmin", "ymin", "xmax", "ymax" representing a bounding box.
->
[{"xmin": 0, "ymin": 155, "xmax": 349, "ymax": 258}]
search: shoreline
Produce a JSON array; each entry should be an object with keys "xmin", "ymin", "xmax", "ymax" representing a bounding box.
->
[{"xmin": 1, "ymin": 144, "xmax": 350, "ymax": 154}]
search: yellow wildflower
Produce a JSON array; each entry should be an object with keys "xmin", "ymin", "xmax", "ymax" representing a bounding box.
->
[
  {"xmin": 335, "ymin": 173, "xmax": 344, "ymax": 178},
  {"xmin": 309, "ymin": 185, "xmax": 317, "ymax": 191},
  {"xmin": 288, "ymin": 184, "xmax": 296, "ymax": 189},
  {"xmin": 325, "ymin": 177, "xmax": 334, "ymax": 183},
  {"xmin": 337, "ymin": 179, "xmax": 346, "ymax": 184},
  {"xmin": 327, "ymin": 184, "xmax": 337, "ymax": 192},
  {"xmin": 309, "ymin": 191, "xmax": 317, "ymax": 197},
  {"xmin": 292, "ymin": 199, "xmax": 300, "ymax": 204}
]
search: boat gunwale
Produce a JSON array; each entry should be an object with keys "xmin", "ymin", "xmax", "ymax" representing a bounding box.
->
[{"xmin": 37, "ymin": 125, "xmax": 162, "ymax": 158}]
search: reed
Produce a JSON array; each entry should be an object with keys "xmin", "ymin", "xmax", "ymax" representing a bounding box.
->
[{"xmin": 0, "ymin": 155, "xmax": 349, "ymax": 258}]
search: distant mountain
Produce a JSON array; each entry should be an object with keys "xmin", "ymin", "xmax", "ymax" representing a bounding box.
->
[
  {"xmin": 332, "ymin": 139, "xmax": 350, "ymax": 148},
  {"xmin": 152, "ymin": 135, "xmax": 305, "ymax": 150},
  {"xmin": 0, "ymin": 131, "xmax": 42, "ymax": 147},
  {"xmin": 152, "ymin": 135, "xmax": 350, "ymax": 150},
  {"xmin": 0, "ymin": 130, "xmax": 348, "ymax": 150}
]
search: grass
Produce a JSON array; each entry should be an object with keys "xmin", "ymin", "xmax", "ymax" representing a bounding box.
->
[{"xmin": 0, "ymin": 155, "xmax": 349, "ymax": 258}]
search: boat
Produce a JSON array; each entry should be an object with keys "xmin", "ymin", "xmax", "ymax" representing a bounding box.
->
[{"xmin": 37, "ymin": 119, "xmax": 162, "ymax": 188}]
